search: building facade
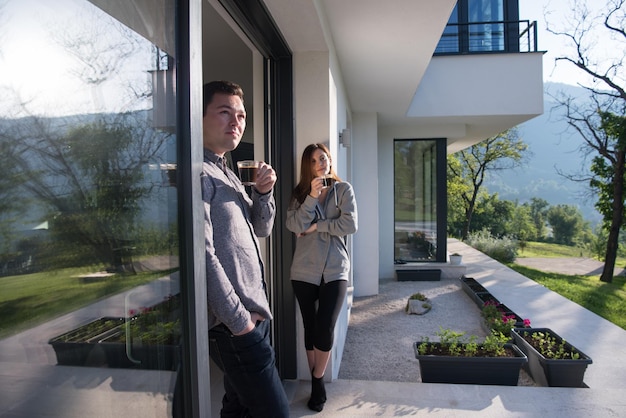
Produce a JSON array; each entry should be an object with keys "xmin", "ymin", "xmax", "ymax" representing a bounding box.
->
[{"xmin": 0, "ymin": 0, "xmax": 542, "ymax": 416}]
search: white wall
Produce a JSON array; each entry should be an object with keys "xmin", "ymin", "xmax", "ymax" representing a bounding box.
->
[
  {"xmin": 408, "ymin": 53, "xmax": 544, "ymax": 118},
  {"xmin": 293, "ymin": 50, "xmax": 356, "ymax": 381},
  {"xmin": 352, "ymin": 112, "xmax": 380, "ymax": 296}
]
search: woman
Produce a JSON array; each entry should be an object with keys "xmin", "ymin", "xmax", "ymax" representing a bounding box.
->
[{"xmin": 286, "ymin": 143, "xmax": 358, "ymax": 412}]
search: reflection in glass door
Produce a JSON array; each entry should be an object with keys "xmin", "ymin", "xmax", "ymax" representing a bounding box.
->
[
  {"xmin": 394, "ymin": 139, "xmax": 438, "ymax": 262},
  {"xmin": 0, "ymin": 0, "xmax": 180, "ymax": 416}
]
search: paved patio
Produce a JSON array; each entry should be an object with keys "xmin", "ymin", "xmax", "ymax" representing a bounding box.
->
[
  {"xmin": 2, "ymin": 241, "xmax": 626, "ymax": 417},
  {"xmin": 284, "ymin": 239, "xmax": 626, "ymax": 417}
]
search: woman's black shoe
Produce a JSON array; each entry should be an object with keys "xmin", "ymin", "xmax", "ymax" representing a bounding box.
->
[{"xmin": 307, "ymin": 372, "xmax": 326, "ymax": 412}]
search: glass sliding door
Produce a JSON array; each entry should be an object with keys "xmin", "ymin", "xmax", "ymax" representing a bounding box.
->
[
  {"xmin": 394, "ymin": 139, "xmax": 439, "ymax": 262},
  {"xmin": 0, "ymin": 0, "xmax": 182, "ymax": 416}
]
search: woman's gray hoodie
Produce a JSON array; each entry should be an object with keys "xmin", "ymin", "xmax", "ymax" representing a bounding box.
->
[{"xmin": 286, "ymin": 181, "xmax": 358, "ymax": 285}]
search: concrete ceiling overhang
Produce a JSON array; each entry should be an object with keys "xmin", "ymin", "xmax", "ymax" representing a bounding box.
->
[{"xmin": 264, "ymin": 0, "xmax": 457, "ymax": 126}]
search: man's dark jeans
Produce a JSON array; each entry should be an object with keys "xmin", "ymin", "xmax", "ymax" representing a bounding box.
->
[{"xmin": 209, "ymin": 320, "xmax": 289, "ymax": 417}]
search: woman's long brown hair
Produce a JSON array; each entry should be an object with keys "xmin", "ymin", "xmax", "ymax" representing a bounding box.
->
[{"xmin": 291, "ymin": 143, "xmax": 342, "ymax": 204}]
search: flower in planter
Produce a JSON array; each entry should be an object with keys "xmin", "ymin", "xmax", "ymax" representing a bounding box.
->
[{"xmin": 481, "ymin": 300, "xmax": 531, "ymax": 335}]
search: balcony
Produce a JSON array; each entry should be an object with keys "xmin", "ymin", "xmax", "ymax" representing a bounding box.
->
[{"xmin": 435, "ymin": 20, "xmax": 539, "ymax": 55}]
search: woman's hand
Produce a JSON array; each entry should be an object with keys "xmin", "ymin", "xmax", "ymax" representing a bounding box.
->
[
  {"xmin": 296, "ymin": 223, "xmax": 318, "ymax": 237},
  {"xmin": 309, "ymin": 177, "xmax": 324, "ymax": 198}
]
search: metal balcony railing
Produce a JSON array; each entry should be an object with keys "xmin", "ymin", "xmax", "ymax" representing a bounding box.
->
[{"xmin": 435, "ymin": 20, "xmax": 538, "ymax": 55}]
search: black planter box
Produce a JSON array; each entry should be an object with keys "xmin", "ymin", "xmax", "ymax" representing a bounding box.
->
[
  {"xmin": 100, "ymin": 333, "xmax": 180, "ymax": 371},
  {"xmin": 396, "ymin": 269, "xmax": 441, "ymax": 281},
  {"xmin": 477, "ymin": 292, "xmax": 501, "ymax": 305},
  {"xmin": 512, "ymin": 328, "xmax": 592, "ymax": 387},
  {"xmin": 460, "ymin": 277, "xmax": 491, "ymax": 307},
  {"xmin": 48, "ymin": 317, "xmax": 125, "ymax": 367},
  {"xmin": 414, "ymin": 342, "xmax": 528, "ymax": 386},
  {"xmin": 460, "ymin": 277, "xmax": 488, "ymax": 293},
  {"xmin": 49, "ymin": 316, "xmax": 180, "ymax": 371}
]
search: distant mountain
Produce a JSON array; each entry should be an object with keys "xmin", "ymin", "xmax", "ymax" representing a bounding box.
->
[{"xmin": 484, "ymin": 82, "xmax": 602, "ymax": 226}]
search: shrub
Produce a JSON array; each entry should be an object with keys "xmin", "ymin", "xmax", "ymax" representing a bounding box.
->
[{"xmin": 466, "ymin": 229, "xmax": 518, "ymax": 263}]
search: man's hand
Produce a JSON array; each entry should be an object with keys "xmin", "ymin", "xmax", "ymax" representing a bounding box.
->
[
  {"xmin": 253, "ymin": 162, "xmax": 276, "ymax": 194},
  {"xmin": 233, "ymin": 312, "xmax": 266, "ymax": 336}
]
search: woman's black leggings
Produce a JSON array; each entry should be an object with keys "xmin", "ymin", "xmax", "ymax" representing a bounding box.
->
[{"xmin": 292, "ymin": 279, "xmax": 348, "ymax": 352}]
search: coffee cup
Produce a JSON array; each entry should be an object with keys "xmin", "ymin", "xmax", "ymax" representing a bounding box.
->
[
  {"xmin": 321, "ymin": 175, "xmax": 334, "ymax": 188},
  {"xmin": 237, "ymin": 160, "xmax": 260, "ymax": 185}
]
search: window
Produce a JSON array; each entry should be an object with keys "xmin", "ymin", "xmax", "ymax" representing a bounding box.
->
[
  {"xmin": 394, "ymin": 140, "xmax": 439, "ymax": 262},
  {"xmin": 435, "ymin": 0, "xmax": 522, "ymax": 54},
  {"xmin": 0, "ymin": 0, "xmax": 180, "ymax": 415}
]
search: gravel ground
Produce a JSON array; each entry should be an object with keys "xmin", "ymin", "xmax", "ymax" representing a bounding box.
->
[{"xmin": 338, "ymin": 278, "xmax": 536, "ymax": 385}]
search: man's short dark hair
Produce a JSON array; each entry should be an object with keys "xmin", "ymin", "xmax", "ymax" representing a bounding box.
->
[{"xmin": 203, "ymin": 81, "xmax": 245, "ymax": 116}]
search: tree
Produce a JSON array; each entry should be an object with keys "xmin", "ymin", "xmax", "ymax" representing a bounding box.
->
[
  {"xmin": 547, "ymin": 0, "xmax": 626, "ymax": 282},
  {"xmin": 529, "ymin": 198, "xmax": 550, "ymax": 241},
  {"xmin": 546, "ymin": 204, "xmax": 585, "ymax": 246},
  {"xmin": 447, "ymin": 155, "xmax": 472, "ymax": 237},
  {"xmin": 0, "ymin": 125, "xmax": 29, "ymax": 272},
  {"xmin": 448, "ymin": 128, "xmax": 528, "ymax": 240},
  {"xmin": 12, "ymin": 116, "xmax": 170, "ymax": 271},
  {"xmin": 470, "ymin": 194, "xmax": 515, "ymax": 238},
  {"xmin": 0, "ymin": 6, "xmax": 173, "ymax": 272},
  {"xmin": 509, "ymin": 203, "xmax": 538, "ymax": 244}
]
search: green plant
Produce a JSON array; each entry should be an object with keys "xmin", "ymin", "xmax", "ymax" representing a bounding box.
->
[
  {"xmin": 481, "ymin": 300, "xmax": 531, "ymax": 336},
  {"xmin": 405, "ymin": 292, "xmax": 432, "ymax": 313},
  {"xmin": 52, "ymin": 318, "xmax": 124, "ymax": 343},
  {"xmin": 520, "ymin": 330, "xmax": 581, "ymax": 360},
  {"xmin": 416, "ymin": 326, "xmax": 510, "ymax": 358},
  {"xmin": 417, "ymin": 336, "xmax": 431, "ymax": 355},
  {"xmin": 466, "ymin": 229, "xmax": 518, "ymax": 263},
  {"xmin": 117, "ymin": 294, "xmax": 182, "ymax": 345},
  {"xmin": 408, "ymin": 292, "xmax": 427, "ymax": 301},
  {"xmin": 482, "ymin": 331, "xmax": 509, "ymax": 356}
]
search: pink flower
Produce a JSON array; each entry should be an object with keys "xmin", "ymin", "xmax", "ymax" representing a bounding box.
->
[
  {"xmin": 523, "ymin": 318, "xmax": 531, "ymax": 327},
  {"xmin": 128, "ymin": 309, "xmax": 137, "ymax": 316}
]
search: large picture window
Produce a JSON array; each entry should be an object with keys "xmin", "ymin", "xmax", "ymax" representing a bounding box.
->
[
  {"xmin": 0, "ymin": 0, "xmax": 180, "ymax": 415},
  {"xmin": 394, "ymin": 139, "xmax": 439, "ymax": 262}
]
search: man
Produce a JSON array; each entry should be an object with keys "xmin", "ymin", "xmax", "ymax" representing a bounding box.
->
[{"xmin": 201, "ymin": 80, "xmax": 289, "ymax": 417}]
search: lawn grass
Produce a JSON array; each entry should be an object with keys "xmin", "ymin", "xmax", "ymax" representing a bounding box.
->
[
  {"xmin": 517, "ymin": 240, "xmax": 626, "ymax": 269},
  {"xmin": 507, "ymin": 263, "xmax": 626, "ymax": 331},
  {"xmin": 511, "ymin": 241, "xmax": 626, "ymax": 330},
  {"xmin": 0, "ymin": 267, "xmax": 178, "ymax": 340},
  {"xmin": 517, "ymin": 241, "xmax": 592, "ymax": 258}
]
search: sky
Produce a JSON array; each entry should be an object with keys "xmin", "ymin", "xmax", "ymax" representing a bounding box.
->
[
  {"xmin": 0, "ymin": 0, "xmax": 621, "ymax": 118},
  {"xmin": 519, "ymin": 0, "xmax": 624, "ymax": 87},
  {"xmin": 0, "ymin": 0, "xmax": 153, "ymax": 118}
]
